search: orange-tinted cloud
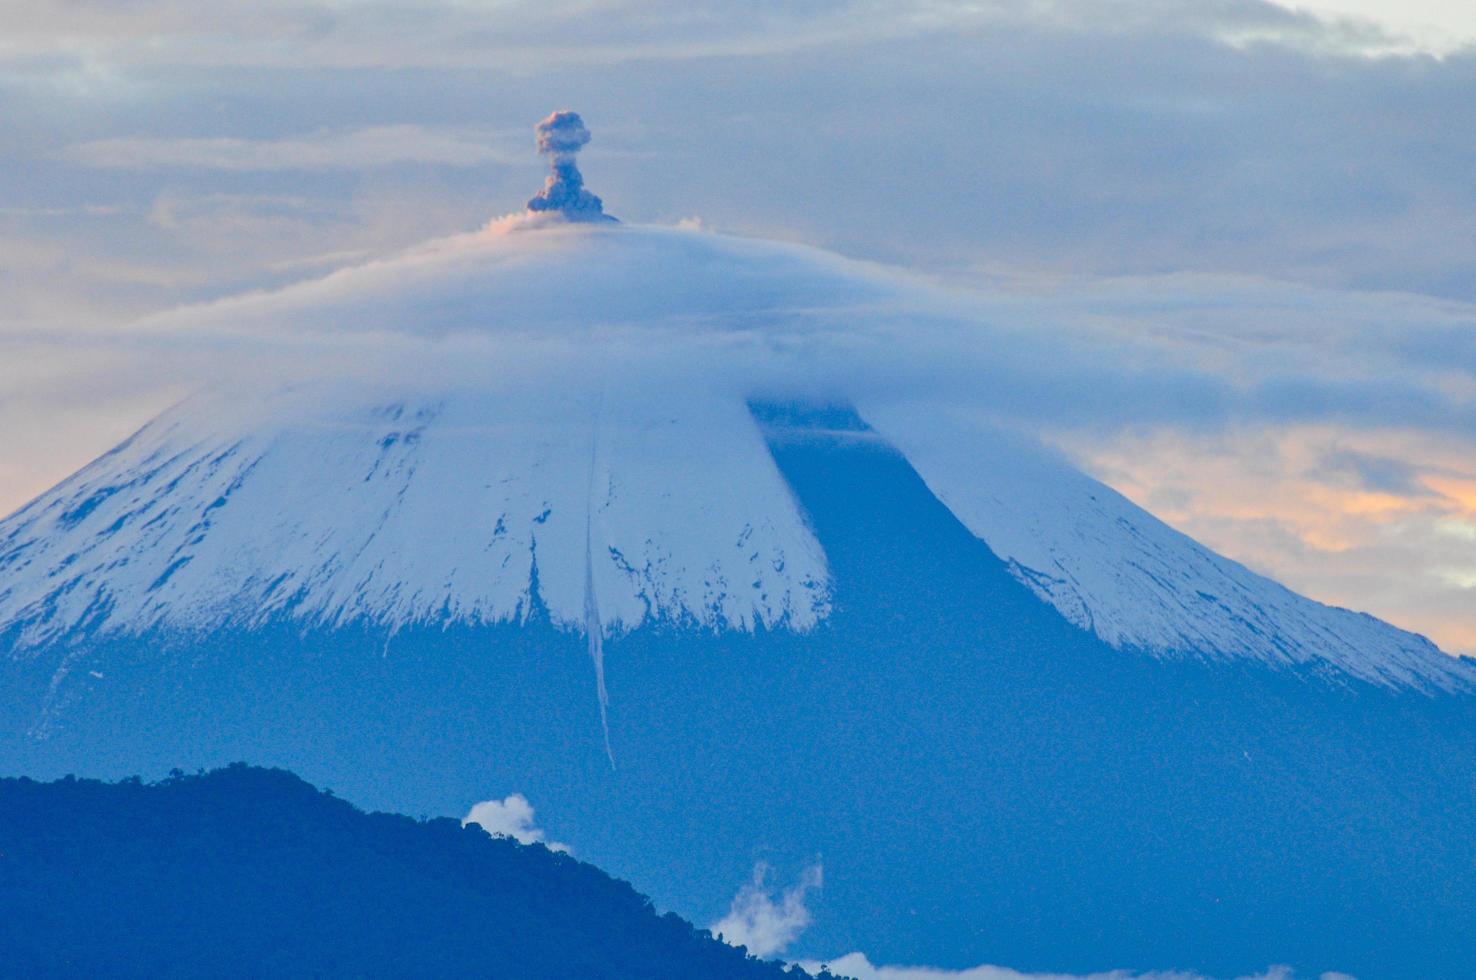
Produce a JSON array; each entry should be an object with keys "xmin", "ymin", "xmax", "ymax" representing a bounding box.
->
[{"xmin": 1061, "ymin": 425, "xmax": 1476, "ymax": 655}]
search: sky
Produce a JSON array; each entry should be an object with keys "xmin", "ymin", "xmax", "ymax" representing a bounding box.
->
[{"xmin": 1, "ymin": 0, "xmax": 1475, "ymax": 653}]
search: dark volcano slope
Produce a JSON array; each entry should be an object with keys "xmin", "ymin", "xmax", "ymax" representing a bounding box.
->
[
  {"xmin": 0, "ymin": 765, "xmax": 819, "ymax": 979},
  {"xmin": 1, "ymin": 410, "xmax": 1474, "ymax": 978}
]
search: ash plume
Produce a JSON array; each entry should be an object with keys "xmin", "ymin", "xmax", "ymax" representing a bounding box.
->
[{"xmin": 527, "ymin": 110, "xmax": 615, "ymax": 222}]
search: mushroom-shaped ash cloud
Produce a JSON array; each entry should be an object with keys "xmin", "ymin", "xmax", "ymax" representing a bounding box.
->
[{"xmin": 527, "ymin": 110, "xmax": 616, "ymax": 222}]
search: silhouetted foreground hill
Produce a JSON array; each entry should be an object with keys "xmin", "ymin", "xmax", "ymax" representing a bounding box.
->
[{"xmin": 0, "ymin": 765, "xmax": 826, "ymax": 979}]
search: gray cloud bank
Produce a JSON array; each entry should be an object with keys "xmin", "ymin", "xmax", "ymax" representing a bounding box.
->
[
  {"xmin": 6, "ymin": 0, "xmax": 1476, "ymax": 316},
  {"xmin": 0, "ymin": 0, "xmax": 1451, "ymax": 70}
]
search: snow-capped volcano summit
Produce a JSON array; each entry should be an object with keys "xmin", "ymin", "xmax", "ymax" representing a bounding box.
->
[
  {"xmin": 4, "ymin": 115, "xmax": 1476, "ymax": 979},
  {"xmin": 0, "ymin": 219, "xmax": 1465, "ymax": 691}
]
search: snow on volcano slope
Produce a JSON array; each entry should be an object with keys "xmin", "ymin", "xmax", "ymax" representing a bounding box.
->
[
  {"xmin": 863, "ymin": 402, "xmax": 1471, "ymax": 691},
  {"xmin": 0, "ymin": 219, "xmax": 1468, "ymax": 693},
  {"xmin": 0, "ymin": 385, "xmax": 831, "ymax": 648}
]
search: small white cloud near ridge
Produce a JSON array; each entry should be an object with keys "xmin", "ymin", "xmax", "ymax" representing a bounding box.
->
[
  {"xmin": 711, "ymin": 861, "xmax": 823, "ymax": 958},
  {"xmin": 795, "ymin": 955, "xmax": 1359, "ymax": 980},
  {"xmin": 462, "ymin": 793, "xmax": 570, "ymax": 854}
]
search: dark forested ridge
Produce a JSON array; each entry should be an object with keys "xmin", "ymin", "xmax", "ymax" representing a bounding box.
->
[{"xmin": 0, "ymin": 765, "xmax": 829, "ymax": 979}]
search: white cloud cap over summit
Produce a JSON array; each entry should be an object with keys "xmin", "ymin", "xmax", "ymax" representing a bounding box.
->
[{"xmin": 0, "ymin": 218, "xmax": 1469, "ymax": 690}]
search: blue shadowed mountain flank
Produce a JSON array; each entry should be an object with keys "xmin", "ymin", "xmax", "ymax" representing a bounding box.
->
[{"xmin": 0, "ymin": 405, "xmax": 1473, "ymax": 978}]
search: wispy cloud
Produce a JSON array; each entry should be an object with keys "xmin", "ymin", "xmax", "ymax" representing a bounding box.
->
[
  {"xmin": 711, "ymin": 862, "xmax": 823, "ymax": 958},
  {"xmin": 65, "ymin": 126, "xmax": 522, "ymax": 172},
  {"xmin": 1260, "ymin": 0, "xmax": 1476, "ymax": 56},
  {"xmin": 0, "ymin": 0, "xmax": 1444, "ymax": 70},
  {"xmin": 0, "ymin": 204, "xmax": 131, "ymax": 217},
  {"xmin": 797, "ymin": 955, "xmax": 1358, "ymax": 980},
  {"xmin": 1066, "ymin": 424, "xmax": 1476, "ymax": 654}
]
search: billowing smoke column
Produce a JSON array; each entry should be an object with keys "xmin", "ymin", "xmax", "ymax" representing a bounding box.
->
[{"xmin": 526, "ymin": 110, "xmax": 616, "ymax": 222}]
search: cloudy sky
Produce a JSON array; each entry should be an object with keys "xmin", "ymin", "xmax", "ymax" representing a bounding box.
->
[{"xmin": 2, "ymin": 0, "xmax": 1475, "ymax": 653}]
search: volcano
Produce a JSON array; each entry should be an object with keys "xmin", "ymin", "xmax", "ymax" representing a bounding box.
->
[{"xmin": 2, "ymin": 115, "xmax": 1473, "ymax": 979}]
